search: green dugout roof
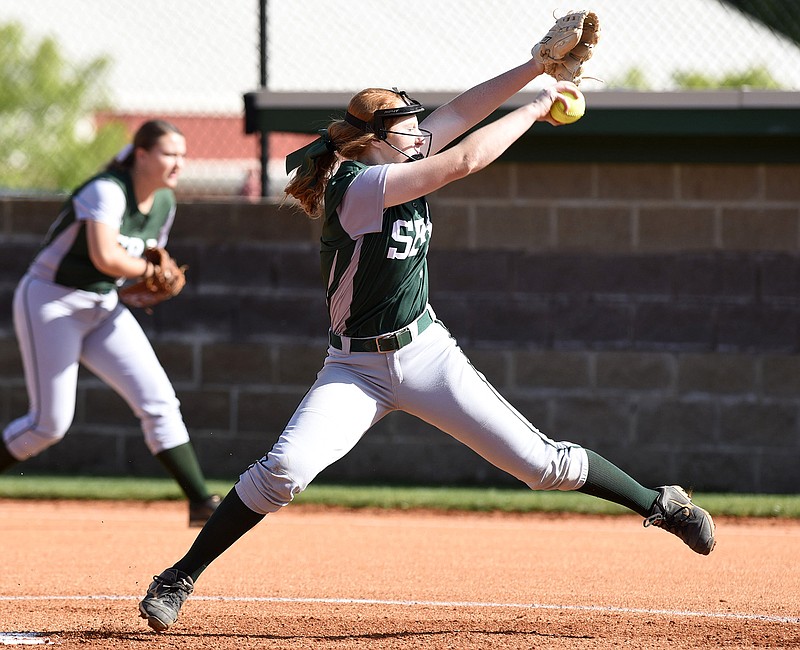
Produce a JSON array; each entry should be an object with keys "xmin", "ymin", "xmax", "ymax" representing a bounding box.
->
[{"xmin": 244, "ymin": 90, "xmax": 800, "ymax": 164}]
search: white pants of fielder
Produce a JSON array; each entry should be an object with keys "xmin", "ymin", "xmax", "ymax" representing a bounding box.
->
[
  {"xmin": 3, "ymin": 273, "xmax": 190, "ymax": 460},
  {"xmin": 237, "ymin": 314, "xmax": 589, "ymax": 514}
]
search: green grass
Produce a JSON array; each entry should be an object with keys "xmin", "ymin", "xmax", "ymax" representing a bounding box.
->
[{"xmin": 0, "ymin": 474, "xmax": 798, "ymax": 518}]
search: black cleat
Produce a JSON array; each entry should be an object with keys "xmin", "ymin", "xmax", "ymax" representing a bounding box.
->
[
  {"xmin": 644, "ymin": 485, "xmax": 716, "ymax": 555},
  {"xmin": 138, "ymin": 568, "xmax": 194, "ymax": 632}
]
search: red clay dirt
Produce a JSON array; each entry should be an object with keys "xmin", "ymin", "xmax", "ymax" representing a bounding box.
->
[{"xmin": 1, "ymin": 499, "xmax": 798, "ymax": 649}]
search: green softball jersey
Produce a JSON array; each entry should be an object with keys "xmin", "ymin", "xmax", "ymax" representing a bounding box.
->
[
  {"xmin": 28, "ymin": 170, "xmax": 176, "ymax": 293},
  {"xmin": 322, "ymin": 160, "xmax": 432, "ymax": 338}
]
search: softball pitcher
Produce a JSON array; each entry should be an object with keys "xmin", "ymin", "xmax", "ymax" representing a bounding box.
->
[
  {"xmin": 0, "ymin": 120, "xmax": 219, "ymax": 527},
  {"xmin": 138, "ymin": 14, "xmax": 715, "ymax": 633}
]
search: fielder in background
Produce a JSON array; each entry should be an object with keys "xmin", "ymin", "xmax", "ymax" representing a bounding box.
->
[
  {"xmin": 138, "ymin": 11, "xmax": 715, "ymax": 633},
  {"xmin": 0, "ymin": 120, "xmax": 220, "ymax": 527}
]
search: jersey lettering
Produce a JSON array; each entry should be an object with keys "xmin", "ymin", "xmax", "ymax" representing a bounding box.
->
[
  {"xmin": 117, "ymin": 235, "xmax": 158, "ymax": 258},
  {"xmin": 386, "ymin": 217, "xmax": 431, "ymax": 260},
  {"xmin": 387, "ymin": 219, "xmax": 413, "ymax": 259}
]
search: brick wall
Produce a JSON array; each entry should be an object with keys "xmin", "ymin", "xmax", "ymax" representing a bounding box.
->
[{"xmin": 1, "ymin": 161, "xmax": 799, "ymax": 493}]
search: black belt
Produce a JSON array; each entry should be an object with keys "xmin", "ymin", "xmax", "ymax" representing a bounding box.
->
[{"xmin": 329, "ymin": 309, "xmax": 434, "ymax": 353}]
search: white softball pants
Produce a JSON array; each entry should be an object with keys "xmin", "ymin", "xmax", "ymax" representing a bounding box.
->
[
  {"xmin": 237, "ymin": 317, "xmax": 588, "ymax": 514},
  {"xmin": 3, "ymin": 274, "xmax": 190, "ymax": 460}
]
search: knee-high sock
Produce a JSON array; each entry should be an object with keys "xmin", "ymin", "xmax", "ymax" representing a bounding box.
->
[
  {"xmin": 155, "ymin": 442, "xmax": 210, "ymax": 503},
  {"xmin": 173, "ymin": 486, "xmax": 265, "ymax": 582},
  {"xmin": 578, "ymin": 449, "xmax": 659, "ymax": 517}
]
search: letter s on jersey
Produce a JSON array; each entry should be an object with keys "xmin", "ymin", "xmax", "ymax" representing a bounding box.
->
[{"xmin": 387, "ymin": 217, "xmax": 432, "ymax": 260}]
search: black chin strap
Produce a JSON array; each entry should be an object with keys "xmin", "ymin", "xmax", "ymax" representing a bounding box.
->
[{"xmin": 383, "ymin": 141, "xmax": 425, "ymax": 163}]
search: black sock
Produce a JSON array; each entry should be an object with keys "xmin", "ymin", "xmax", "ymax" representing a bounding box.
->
[
  {"xmin": 173, "ymin": 486, "xmax": 265, "ymax": 582},
  {"xmin": 577, "ymin": 449, "xmax": 659, "ymax": 517},
  {"xmin": 155, "ymin": 442, "xmax": 211, "ymax": 503},
  {"xmin": 0, "ymin": 443, "xmax": 19, "ymax": 473}
]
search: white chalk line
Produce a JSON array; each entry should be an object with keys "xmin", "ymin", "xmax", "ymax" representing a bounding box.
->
[
  {"xmin": 1, "ymin": 594, "xmax": 798, "ymax": 625},
  {"xmin": 0, "ymin": 632, "xmax": 52, "ymax": 645}
]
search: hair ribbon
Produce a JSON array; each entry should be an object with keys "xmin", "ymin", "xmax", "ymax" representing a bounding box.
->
[{"xmin": 285, "ymin": 129, "xmax": 336, "ymax": 175}]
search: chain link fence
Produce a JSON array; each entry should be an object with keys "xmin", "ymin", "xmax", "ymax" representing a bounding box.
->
[{"xmin": 2, "ymin": 0, "xmax": 799, "ymax": 198}]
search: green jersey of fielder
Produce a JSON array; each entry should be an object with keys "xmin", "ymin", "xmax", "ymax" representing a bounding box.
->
[{"xmin": 39, "ymin": 170, "xmax": 176, "ymax": 292}]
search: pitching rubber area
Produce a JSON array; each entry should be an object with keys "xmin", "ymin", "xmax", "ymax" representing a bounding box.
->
[{"xmin": 1, "ymin": 499, "xmax": 798, "ymax": 649}]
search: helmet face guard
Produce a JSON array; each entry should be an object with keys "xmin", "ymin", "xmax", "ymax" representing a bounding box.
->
[{"xmin": 345, "ymin": 88, "xmax": 432, "ymax": 160}]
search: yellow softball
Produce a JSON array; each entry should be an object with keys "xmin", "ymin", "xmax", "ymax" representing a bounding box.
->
[{"xmin": 549, "ymin": 88, "xmax": 586, "ymax": 124}]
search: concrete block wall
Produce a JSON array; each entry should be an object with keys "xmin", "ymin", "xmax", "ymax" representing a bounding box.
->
[{"xmin": 1, "ymin": 160, "xmax": 799, "ymax": 493}]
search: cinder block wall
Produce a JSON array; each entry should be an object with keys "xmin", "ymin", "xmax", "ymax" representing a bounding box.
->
[{"xmin": 1, "ymin": 161, "xmax": 799, "ymax": 493}]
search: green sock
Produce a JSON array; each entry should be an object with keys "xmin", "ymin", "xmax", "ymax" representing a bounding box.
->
[
  {"xmin": 155, "ymin": 442, "xmax": 211, "ymax": 503},
  {"xmin": 0, "ymin": 443, "xmax": 19, "ymax": 473},
  {"xmin": 578, "ymin": 449, "xmax": 659, "ymax": 517},
  {"xmin": 173, "ymin": 487, "xmax": 265, "ymax": 582}
]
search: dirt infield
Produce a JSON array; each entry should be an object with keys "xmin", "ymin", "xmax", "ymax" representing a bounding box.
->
[{"xmin": 1, "ymin": 499, "xmax": 799, "ymax": 649}]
